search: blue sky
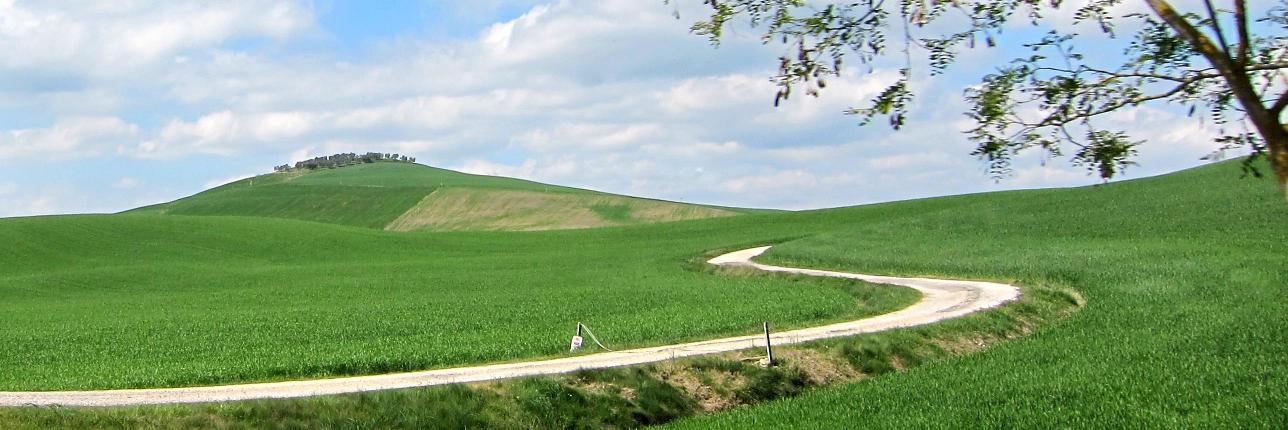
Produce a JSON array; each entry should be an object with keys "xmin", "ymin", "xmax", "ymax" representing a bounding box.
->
[{"xmin": 0, "ymin": 0, "xmax": 1244, "ymax": 217}]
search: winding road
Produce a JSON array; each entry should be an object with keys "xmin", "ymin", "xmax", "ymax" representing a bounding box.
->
[{"xmin": 0, "ymin": 246, "xmax": 1020, "ymax": 407}]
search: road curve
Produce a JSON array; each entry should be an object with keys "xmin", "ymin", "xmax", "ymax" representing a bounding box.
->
[{"xmin": 0, "ymin": 246, "xmax": 1020, "ymax": 407}]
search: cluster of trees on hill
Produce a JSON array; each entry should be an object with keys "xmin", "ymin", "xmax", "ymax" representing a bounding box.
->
[{"xmin": 273, "ymin": 152, "xmax": 416, "ymax": 172}]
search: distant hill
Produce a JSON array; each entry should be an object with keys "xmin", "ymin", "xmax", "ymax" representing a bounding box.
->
[{"xmin": 129, "ymin": 162, "xmax": 753, "ymax": 231}]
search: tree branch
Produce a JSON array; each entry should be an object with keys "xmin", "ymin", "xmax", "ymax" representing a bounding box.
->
[
  {"xmin": 1234, "ymin": 0, "xmax": 1251, "ymax": 67},
  {"xmin": 1034, "ymin": 79, "xmax": 1199, "ymax": 128},
  {"xmin": 1030, "ymin": 63, "xmax": 1288, "ymax": 84},
  {"xmin": 1271, "ymin": 91, "xmax": 1288, "ymax": 116},
  {"xmin": 1146, "ymin": 0, "xmax": 1280, "ymax": 145},
  {"xmin": 1202, "ymin": 0, "xmax": 1232, "ymax": 61},
  {"xmin": 1147, "ymin": 1, "xmax": 1233, "ymax": 73},
  {"xmin": 1031, "ymin": 66, "xmax": 1217, "ymax": 83}
]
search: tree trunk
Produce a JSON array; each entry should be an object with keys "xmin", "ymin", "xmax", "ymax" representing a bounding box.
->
[
  {"xmin": 1272, "ymin": 136, "xmax": 1288, "ymax": 200},
  {"xmin": 1145, "ymin": 1, "xmax": 1288, "ymax": 200}
]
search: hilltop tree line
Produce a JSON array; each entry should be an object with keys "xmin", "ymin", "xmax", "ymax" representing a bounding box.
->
[{"xmin": 274, "ymin": 152, "xmax": 417, "ymax": 172}]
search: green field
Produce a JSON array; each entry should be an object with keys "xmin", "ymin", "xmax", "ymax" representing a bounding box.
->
[
  {"xmin": 2, "ymin": 158, "xmax": 1285, "ymax": 428},
  {"xmin": 0, "ymin": 213, "xmax": 917, "ymax": 391}
]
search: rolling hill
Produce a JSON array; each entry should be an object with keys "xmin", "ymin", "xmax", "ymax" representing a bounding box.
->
[{"xmin": 130, "ymin": 161, "xmax": 748, "ymax": 231}]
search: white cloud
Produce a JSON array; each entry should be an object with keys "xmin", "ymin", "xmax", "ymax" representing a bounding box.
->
[
  {"xmin": 721, "ymin": 170, "xmax": 819, "ymax": 194},
  {"xmin": 332, "ymin": 96, "xmax": 466, "ymax": 130},
  {"xmin": 0, "ymin": 117, "xmax": 138, "ymax": 161},
  {"xmin": 0, "ymin": 184, "xmax": 91, "ymax": 217},
  {"xmin": 202, "ymin": 172, "xmax": 258, "ymax": 190},
  {"xmin": 138, "ymin": 110, "xmax": 323, "ymax": 158},
  {"xmin": 0, "ymin": 1, "xmax": 313, "ymax": 74},
  {"xmin": 286, "ymin": 147, "xmax": 315, "ymax": 163},
  {"xmin": 658, "ymin": 74, "xmax": 771, "ymax": 114},
  {"xmin": 758, "ymin": 69, "xmax": 901, "ymax": 126},
  {"xmin": 456, "ymin": 159, "xmax": 538, "ymax": 179},
  {"xmin": 20, "ymin": 194, "xmax": 56, "ymax": 215},
  {"xmin": 867, "ymin": 152, "xmax": 954, "ymax": 170},
  {"xmin": 481, "ymin": 4, "xmax": 551, "ymax": 56},
  {"xmin": 766, "ymin": 144, "xmax": 853, "ymax": 163},
  {"xmin": 515, "ymin": 123, "xmax": 666, "ymax": 152},
  {"xmin": 641, "ymin": 141, "xmax": 744, "ymax": 158},
  {"xmin": 1010, "ymin": 163, "xmax": 1094, "ymax": 187}
]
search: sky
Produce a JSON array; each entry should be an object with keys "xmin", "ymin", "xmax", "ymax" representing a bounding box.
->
[{"xmin": 0, "ymin": 0, "xmax": 1246, "ymax": 217}]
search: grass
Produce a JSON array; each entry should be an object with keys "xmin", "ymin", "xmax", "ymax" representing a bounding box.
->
[
  {"xmin": 385, "ymin": 188, "xmax": 737, "ymax": 231},
  {"xmin": 0, "ymin": 369, "xmax": 693, "ymax": 429},
  {"xmin": 136, "ymin": 162, "xmax": 747, "ymax": 230},
  {"xmin": 0, "ymin": 278, "xmax": 1076, "ymax": 429},
  {"xmin": 0, "ymin": 158, "xmax": 1284, "ymax": 428},
  {"xmin": 161, "ymin": 184, "xmax": 433, "ymax": 229},
  {"xmin": 589, "ymin": 203, "xmax": 633, "ymax": 222},
  {"xmin": 0, "ymin": 214, "xmax": 916, "ymax": 391},
  {"xmin": 283, "ymin": 162, "xmax": 585, "ymax": 192}
]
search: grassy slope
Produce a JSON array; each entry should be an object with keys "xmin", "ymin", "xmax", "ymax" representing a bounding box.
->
[
  {"xmin": 385, "ymin": 188, "xmax": 737, "ymax": 231},
  {"xmin": 667, "ymin": 159, "xmax": 1288, "ymax": 428},
  {"xmin": 137, "ymin": 162, "xmax": 746, "ymax": 231},
  {"xmin": 132, "ymin": 163, "xmax": 436, "ymax": 228}
]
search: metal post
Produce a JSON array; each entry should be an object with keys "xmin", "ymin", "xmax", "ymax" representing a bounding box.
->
[
  {"xmin": 763, "ymin": 322, "xmax": 774, "ymax": 367},
  {"xmin": 576, "ymin": 322, "xmax": 583, "ymax": 337}
]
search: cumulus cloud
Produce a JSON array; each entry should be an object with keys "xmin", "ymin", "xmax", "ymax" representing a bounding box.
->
[
  {"xmin": 0, "ymin": 184, "xmax": 88, "ymax": 217},
  {"xmin": 457, "ymin": 158, "xmax": 539, "ymax": 179},
  {"xmin": 0, "ymin": 117, "xmax": 137, "ymax": 161},
  {"xmin": 137, "ymin": 110, "xmax": 320, "ymax": 158},
  {"xmin": 86, "ymin": 0, "xmax": 877, "ymax": 168},
  {"xmin": 202, "ymin": 172, "xmax": 260, "ymax": 190},
  {"xmin": 1010, "ymin": 165, "xmax": 1096, "ymax": 188},
  {"xmin": 867, "ymin": 152, "xmax": 954, "ymax": 170},
  {"xmin": 0, "ymin": 1, "xmax": 312, "ymax": 75}
]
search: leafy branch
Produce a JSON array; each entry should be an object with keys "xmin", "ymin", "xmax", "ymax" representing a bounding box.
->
[{"xmin": 679, "ymin": 0, "xmax": 1288, "ymax": 196}]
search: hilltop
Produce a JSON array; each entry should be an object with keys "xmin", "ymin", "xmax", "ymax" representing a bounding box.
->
[{"xmin": 131, "ymin": 160, "xmax": 748, "ymax": 231}]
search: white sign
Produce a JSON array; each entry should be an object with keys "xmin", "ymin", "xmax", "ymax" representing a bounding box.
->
[{"xmin": 570, "ymin": 335, "xmax": 584, "ymax": 351}]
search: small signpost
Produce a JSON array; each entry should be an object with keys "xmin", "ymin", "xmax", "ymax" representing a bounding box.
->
[
  {"xmin": 763, "ymin": 321, "xmax": 775, "ymax": 367},
  {"xmin": 570, "ymin": 323, "xmax": 584, "ymax": 352}
]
